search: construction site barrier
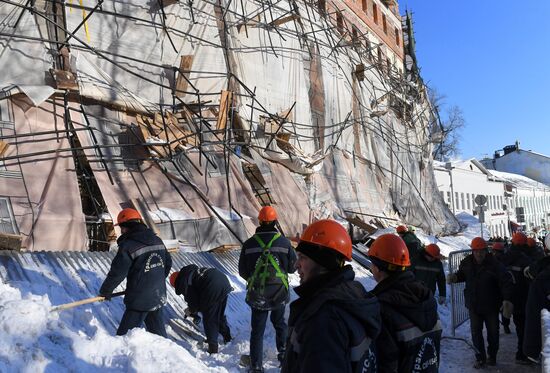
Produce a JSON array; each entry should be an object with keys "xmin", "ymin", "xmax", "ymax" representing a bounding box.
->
[{"xmin": 448, "ymin": 249, "xmax": 471, "ymax": 336}]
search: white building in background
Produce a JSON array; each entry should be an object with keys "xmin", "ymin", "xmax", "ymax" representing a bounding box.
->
[
  {"xmin": 491, "ymin": 170, "xmax": 550, "ymax": 235},
  {"xmin": 481, "ymin": 142, "xmax": 550, "ymax": 187},
  {"xmin": 434, "ymin": 159, "xmax": 510, "ymax": 238},
  {"xmin": 434, "ymin": 159, "xmax": 550, "ymax": 237}
]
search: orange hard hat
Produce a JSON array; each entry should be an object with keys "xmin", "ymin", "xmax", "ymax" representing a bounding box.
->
[
  {"xmin": 425, "ymin": 243, "xmax": 442, "ymax": 259},
  {"xmin": 258, "ymin": 206, "xmax": 277, "ymax": 223},
  {"xmin": 116, "ymin": 208, "xmax": 142, "ymax": 226},
  {"xmin": 470, "ymin": 237, "xmax": 488, "ymax": 250},
  {"xmin": 512, "ymin": 232, "xmax": 527, "ymax": 246},
  {"xmin": 368, "ymin": 234, "xmax": 410, "ymax": 269},
  {"xmin": 169, "ymin": 271, "xmax": 179, "ymax": 288},
  {"xmin": 492, "ymin": 242, "xmax": 505, "ymax": 251},
  {"xmin": 396, "ymin": 225, "xmax": 408, "ymax": 234},
  {"xmin": 527, "ymin": 237, "xmax": 537, "ymax": 248},
  {"xmin": 299, "ymin": 219, "xmax": 352, "ymax": 261}
]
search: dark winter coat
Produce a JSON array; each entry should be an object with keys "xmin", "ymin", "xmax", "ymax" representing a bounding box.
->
[
  {"xmin": 455, "ymin": 253, "xmax": 512, "ymax": 315},
  {"xmin": 100, "ymin": 224, "xmax": 172, "ymax": 311},
  {"xmin": 499, "ymin": 246, "xmax": 532, "ymax": 313},
  {"xmin": 173, "ymin": 266, "xmax": 232, "ymax": 313},
  {"xmin": 399, "ymin": 232, "xmax": 423, "ymax": 266},
  {"xmin": 370, "ymin": 271, "xmax": 442, "ymax": 373},
  {"xmin": 281, "ymin": 266, "xmax": 381, "ymax": 373},
  {"xmin": 525, "ymin": 245, "xmax": 545, "ymax": 262},
  {"xmin": 523, "ymin": 256, "xmax": 550, "ymax": 359},
  {"xmin": 238, "ymin": 225, "xmax": 296, "ymax": 309},
  {"xmin": 413, "ymin": 253, "xmax": 446, "ymax": 297}
]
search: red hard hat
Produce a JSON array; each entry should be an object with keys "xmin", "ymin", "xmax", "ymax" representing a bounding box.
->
[
  {"xmin": 169, "ymin": 271, "xmax": 179, "ymax": 288},
  {"xmin": 492, "ymin": 242, "xmax": 505, "ymax": 251},
  {"xmin": 512, "ymin": 232, "xmax": 527, "ymax": 246},
  {"xmin": 368, "ymin": 234, "xmax": 410, "ymax": 269},
  {"xmin": 470, "ymin": 237, "xmax": 488, "ymax": 250},
  {"xmin": 300, "ymin": 219, "xmax": 352, "ymax": 261},
  {"xmin": 527, "ymin": 237, "xmax": 537, "ymax": 248},
  {"xmin": 116, "ymin": 208, "xmax": 142, "ymax": 226},
  {"xmin": 425, "ymin": 243, "xmax": 442, "ymax": 259},
  {"xmin": 258, "ymin": 206, "xmax": 277, "ymax": 223},
  {"xmin": 396, "ymin": 225, "xmax": 408, "ymax": 234}
]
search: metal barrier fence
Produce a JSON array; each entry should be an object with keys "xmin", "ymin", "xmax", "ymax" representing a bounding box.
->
[{"xmin": 448, "ymin": 249, "xmax": 471, "ymax": 336}]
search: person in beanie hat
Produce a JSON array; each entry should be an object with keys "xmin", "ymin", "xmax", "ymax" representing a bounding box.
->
[
  {"xmin": 99, "ymin": 208, "xmax": 172, "ymax": 337},
  {"xmin": 281, "ymin": 219, "xmax": 380, "ymax": 373},
  {"xmin": 413, "ymin": 243, "xmax": 447, "ymax": 306},
  {"xmin": 170, "ymin": 265, "xmax": 232, "ymax": 354},
  {"xmin": 368, "ymin": 233, "xmax": 442, "ymax": 372},
  {"xmin": 239, "ymin": 206, "xmax": 296, "ymax": 372}
]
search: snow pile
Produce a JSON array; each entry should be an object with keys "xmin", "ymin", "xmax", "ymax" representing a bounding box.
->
[{"xmin": 0, "ymin": 282, "xmax": 223, "ymax": 373}]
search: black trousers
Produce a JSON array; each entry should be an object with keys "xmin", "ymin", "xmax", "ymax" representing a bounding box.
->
[
  {"xmin": 512, "ymin": 312, "xmax": 526, "ymax": 355},
  {"xmin": 469, "ymin": 310, "xmax": 499, "ymax": 361},
  {"xmin": 202, "ymin": 295, "xmax": 231, "ymax": 346},
  {"xmin": 117, "ymin": 307, "xmax": 167, "ymax": 337},
  {"xmin": 250, "ymin": 305, "xmax": 287, "ymax": 368}
]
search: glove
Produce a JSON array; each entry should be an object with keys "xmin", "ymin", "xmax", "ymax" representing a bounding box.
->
[
  {"xmin": 446, "ymin": 273, "xmax": 457, "ymax": 284},
  {"xmin": 438, "ymin": 296, "xmax": 446, "ymax": 306},
  {"xmin": 502, "ymin": 300, "xmax": 514, "ymax": 319},
  {"xmin": 524, "ymin": 266, "xmax": 535, "ymax": 280},
  {"xmin": 99, "ymin": 293, "xmax": 112, "ymax": 301}
]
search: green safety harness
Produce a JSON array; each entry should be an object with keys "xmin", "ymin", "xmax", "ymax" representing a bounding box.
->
[{"xmin": 247, "ymin": 233, "xmax": 289, "ymax": 292}]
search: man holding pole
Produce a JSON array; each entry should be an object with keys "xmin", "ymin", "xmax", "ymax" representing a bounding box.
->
[{"xmin": 99, "ymin": 208, "xmax": 172, "ymax": 337}]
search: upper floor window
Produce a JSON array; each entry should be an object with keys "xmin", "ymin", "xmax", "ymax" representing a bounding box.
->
[
  {"xmin": 362, "ymin": 0, "xmax": 367, "ymax": 13},
  {"xmin": 395, "ymin": 27, "xmax": 400, "ymax": 45},
  {"xmin": 373, "ymin": 3, "xmax": 378, "ymax": 24},
  {"xmin": 382, "ymin": 14, "xmax": 387, "ymax": 34}
]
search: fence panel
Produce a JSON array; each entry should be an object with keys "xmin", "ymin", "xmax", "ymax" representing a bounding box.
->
[{"xmin": 448, "ymin": 249, "xmax": 471, "ymax": 336}]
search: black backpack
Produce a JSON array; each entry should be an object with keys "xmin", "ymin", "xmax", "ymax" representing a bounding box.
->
[{"xmin": 246, "ymin": 233, "xmax": 289, "ymax": 310}]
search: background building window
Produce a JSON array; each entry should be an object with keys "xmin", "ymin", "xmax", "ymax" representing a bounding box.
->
[
  {"xmin": 373, "ymin": 3, "xmax": 378, "ymax": 24},
  {"xmin": 0, "ymin": 197, "xmax": 18, "ymax": 234}
]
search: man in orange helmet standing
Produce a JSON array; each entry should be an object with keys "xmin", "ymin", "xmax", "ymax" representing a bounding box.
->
[
  {"xmin": 281, "ymin": 219, "xmax": 380, "ymax": 373},
  {"xmin": 239, "ymin": 206, "xmax": 296, "ymax": 372},
  {"xmin": 368, "ymin": 233, "xmax": 442, "ymax": 372},
  {"xmin": 447, "ymin": 237, "xmax": 512, "ymax": 368},
  {"xmin": 396, "ymin": 224, "xmax": 422, "ymax": 267},
  {"xmin": 499, "ymin": 232, "xmax": 534, "ymax": 363},
  {"xmin": 413, "ymin": 243, "xmax": 447, "ymax": 306},
  {"xmin": 99, "ymin": 208, "xmax": 172, "ymax": 337}
]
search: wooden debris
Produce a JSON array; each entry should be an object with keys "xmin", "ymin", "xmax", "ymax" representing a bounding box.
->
[
  {"xmin": 50, "ymin": 69, "xmax": 79, "ymax": 91},
  {"xmin": 175, "ymin": 55, "xmax": 194, "ymax": 98},
  {"xmin": 0, "ymin": 232, "xmax": 22, "ymax": 251},
  {"xmin": 216, "ymin": 90, "xmax": 234, "ymax": 130},
  {"xmin": 0, "ymin": 140, "xmax": 9, "ymax": 157},
  {"xmin": 209, "ymin": 244, "xmax": 240, "ymax": 253}
]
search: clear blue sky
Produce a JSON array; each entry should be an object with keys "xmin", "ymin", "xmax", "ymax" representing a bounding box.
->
[{"xmin": 398, "ymin": 1, "xmax": 550, "ymax": 160}]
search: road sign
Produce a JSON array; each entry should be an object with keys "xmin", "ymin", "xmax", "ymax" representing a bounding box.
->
[{"xmin": 474, "ymin": 195, "xmax": 487, "ymax": 206}]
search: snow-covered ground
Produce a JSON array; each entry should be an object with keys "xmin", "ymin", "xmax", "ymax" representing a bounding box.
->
[{"xmin": 0, "ymin": 213, "xmax": 542, "ymax": 372}]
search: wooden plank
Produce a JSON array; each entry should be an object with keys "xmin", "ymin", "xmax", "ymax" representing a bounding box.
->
[
  {"xmin": 269, "ymin": 14, "xmax": 300, "ymax": 27},
  {"xmin": 216, "ymin": 90, "xmax": 233, "ymax": 130},
  {"xmin": 209, "ymin": 244, "xmax": 240, "ymax": 253},
  {"xmin": 175, "ymin": 55, "xmax": 194, "ymax": 98},
  {"xmin": 0, "ymin": 140, "xmax": 9, "ymax": 157},
  {"xmin": 0, "ymin": 232, "xmax": 22, "ymax": 251}
]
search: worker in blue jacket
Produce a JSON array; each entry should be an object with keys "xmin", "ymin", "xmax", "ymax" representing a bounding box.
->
[{"xmin": 99, "ymin": 208, "xmax": 172, "ymax": 337}]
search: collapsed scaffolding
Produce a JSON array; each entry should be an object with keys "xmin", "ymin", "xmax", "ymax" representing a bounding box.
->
[{"xmin": 0, "ymin": 0, "xmax": 460, "ymax": 251}]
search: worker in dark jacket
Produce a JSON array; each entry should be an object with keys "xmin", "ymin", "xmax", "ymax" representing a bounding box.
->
[
  {"xmin": 491, "ymin": 241, "xmax": 511, "ymax": 334},
  {"xmin": 500, "ymin": 232, "xmax": 534, "ymax": 363},
  {"xmin": 447, "ymin": 237, "xmax": 513, "ymax": 368},
  {"xmin": 523, "ymin": 256, "xmax": 550, "ymax": 363},
  {"xmin": 239, "ymin": 206, "xmax": 296, "ymax": 373},
  {"xmin": 396, "ymin": 225, "xmax": 422, "ymax": 267},
  {"xmin": 525, "ymin": 235, "xmax": 545, "ymax": 262},
  {"xmin": 281, "ymin": 219, "xmax": 381, "ymax": 373},
  {"xmin": 99, "ymin": 208, "xmax": 172, "ymax": 337},
  {"xmin": 368, "ymin": 233, "xmax": 441, "ymax": 372},
  {"xmin": 170, "ymin": 265, "xmax": 232, "ymax": 353},
  {"xmin": 413, "ymin": 243, "xmax": 446, "ymax": 305}
]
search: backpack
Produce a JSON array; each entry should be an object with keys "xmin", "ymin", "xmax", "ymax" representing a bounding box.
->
[{"xmin": 246, "ymin": 233, "xmax": 289, "ymax": 310}]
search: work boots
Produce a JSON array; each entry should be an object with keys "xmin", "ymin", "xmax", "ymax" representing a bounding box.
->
[{"xmin": 207, "ymin": 343, "xmax": 219, "ymax": 354}]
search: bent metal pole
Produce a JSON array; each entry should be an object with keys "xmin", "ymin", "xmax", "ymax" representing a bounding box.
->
[{"xmin": 50, "ymin": 291, "xmax": 125, "ymax": 313}]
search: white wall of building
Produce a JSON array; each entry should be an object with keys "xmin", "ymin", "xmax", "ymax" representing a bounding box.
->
[
  {"xmin": 483, "ymin": 149, "xmax": 550, "ymax": 187},
  {"xmin": 434, "ymin": 160, "xmax": 509, "ymax": 238}
]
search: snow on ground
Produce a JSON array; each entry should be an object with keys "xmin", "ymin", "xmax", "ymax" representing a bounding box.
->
[{"xmin": 0, "ymin": 212, "xmax": 541, "ymax": 372}]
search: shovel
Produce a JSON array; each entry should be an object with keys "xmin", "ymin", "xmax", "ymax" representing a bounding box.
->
[{"xmin": 50, "ymin": 291, "xmax": 125, "ymax": 312}]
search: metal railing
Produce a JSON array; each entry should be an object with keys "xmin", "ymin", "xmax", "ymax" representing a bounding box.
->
[{"xmin": 448, "ymin": 249, "xmax": 471, "ymax": 336}]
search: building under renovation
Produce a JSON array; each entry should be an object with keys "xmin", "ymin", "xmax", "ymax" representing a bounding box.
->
[{"xmin": 0, "ymin": 0, "xmax": 459, "ymax": 251}]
